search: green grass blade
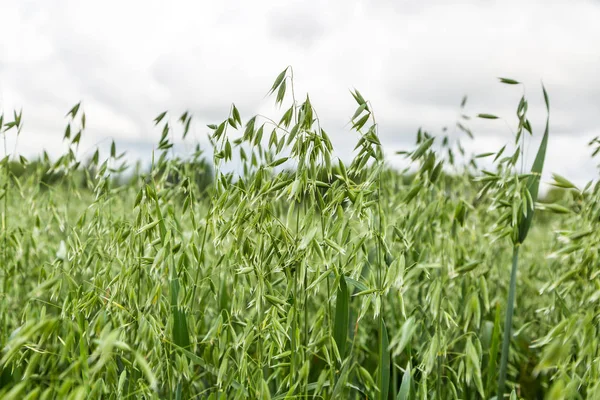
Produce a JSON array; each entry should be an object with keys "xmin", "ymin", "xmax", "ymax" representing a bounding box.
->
[
  {"xmin": 171, "ymin": 268, "xmax": 190, "ymax": 349},
  {"xmin": 331, "ymin": 360, "xmax": 350, "ymax": 399},
  {"xmin": 378, "ymin": 318, "xmax": 390, "ymax": 400},
  {"xmin": 518, "ymin": 84, "xmax": 550, "ymax": 244},
  {"xmin": 397, "ymin": 361, "xmax": 412, "ymax": 400},
  {"xmin": 486, "ymin": 303, "xmax": 502, "ymax": 398},
  {"xmin": 333, "ymin": 275, "xmax": 349, "ymax": 360}
]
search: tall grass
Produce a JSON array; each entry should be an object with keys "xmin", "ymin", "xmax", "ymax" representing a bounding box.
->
[{"xmin": 0, "ymin": 70, "xmax": 597, "ymax": 399}]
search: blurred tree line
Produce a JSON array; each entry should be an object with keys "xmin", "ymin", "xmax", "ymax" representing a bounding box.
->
[
  {"xmin": 2, "ymin": 153, "xmax": 571, "ymax": 205},
  {"xmin": 3, "ymin": 152, "xmax": 215, "ymax": 194}
]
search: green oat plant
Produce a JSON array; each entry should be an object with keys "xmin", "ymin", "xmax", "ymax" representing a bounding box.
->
[
  {"xmin": 473, "ymin": 78, "xmax": 551, "ymax": 398},
  {"xmin": 0, "ymin": 69, "xmax": 596, "ymax": 399}
]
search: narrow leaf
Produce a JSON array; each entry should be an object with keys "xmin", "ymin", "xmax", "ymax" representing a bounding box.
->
[
  {"xmin": 498, "ymin": 77, "xmax": 520, "ymax": 85},
  {"xmin": 378, "ymin": 318, "xmax": 390, "ymax": 400},
  {"xmin": 154, "ymin": 111, "xmax": 167, "ymax": 126},
  {"xmin": 333, "ymin": 276, "xmax": 350, "ymax": 360},
  {"xmin": 477, "ymin": 114, "xmax": 499, "ymax": 120}
]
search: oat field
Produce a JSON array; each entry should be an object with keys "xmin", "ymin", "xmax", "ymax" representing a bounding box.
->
[{"xmin": 1, "ymin": 69, "xmax": 599, "ymax": 399}]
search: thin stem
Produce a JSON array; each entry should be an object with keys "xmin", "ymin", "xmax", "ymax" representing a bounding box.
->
[
  {"xmin": 2, "ymin": 130, "xmax": 8, "ymax": 288},
  {"xmin": 191, "ymin": 207, "xmax": 211, "ymax": 305},
  {"xmin": 302, "ymin": 199, "xmax": 309, "ymax": 397},
  {"xmin": 497, "ymin": 244, "xmax": 520, "ymax": 398}
]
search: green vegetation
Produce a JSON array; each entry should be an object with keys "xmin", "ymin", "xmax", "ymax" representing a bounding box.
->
[{"xmin": 0, "ymin": 69, "xmax": 598, "ymax": 399}]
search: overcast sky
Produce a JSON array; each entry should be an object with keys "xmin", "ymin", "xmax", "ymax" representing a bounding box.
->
[{"xmin": 1, "ymin": 0, "xmax": 599, "ymax": 186}]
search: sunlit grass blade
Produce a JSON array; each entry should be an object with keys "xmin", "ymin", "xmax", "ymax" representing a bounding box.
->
[
  {"xmin": 397, "ymin": 361, "xmax": 412, "ymax": 400},
  {"xmin": 518, "ymin": 83, "xmax": 550, "ymax": 244}
]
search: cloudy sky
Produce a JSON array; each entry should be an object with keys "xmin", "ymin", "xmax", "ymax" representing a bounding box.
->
[{"xmin": 1, "ymin": 0, "xmax": 599, "ymax": 186}]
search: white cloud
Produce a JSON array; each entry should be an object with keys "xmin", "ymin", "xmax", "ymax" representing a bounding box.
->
[{"xmin": 0, "ymin": 0, "xmax": 598, "ymax": 183}]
